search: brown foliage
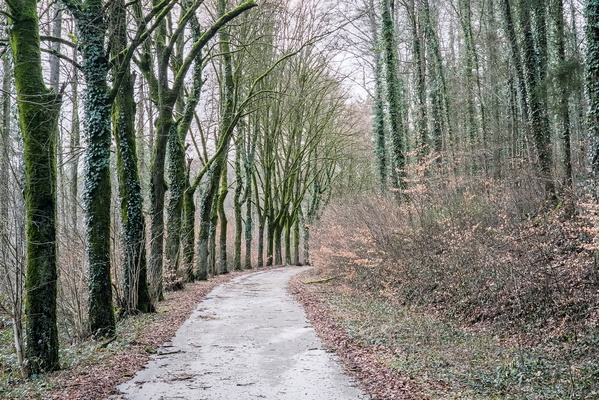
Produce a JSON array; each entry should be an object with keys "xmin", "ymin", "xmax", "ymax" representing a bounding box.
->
[{"xmin": 312, "ymin": 172, "xmax": 599, "ymax": 340}]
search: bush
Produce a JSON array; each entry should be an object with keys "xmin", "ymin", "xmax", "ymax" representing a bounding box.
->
[{"xmin": 312, "ymin": 172, "xmax": 598, "ymax": 339}]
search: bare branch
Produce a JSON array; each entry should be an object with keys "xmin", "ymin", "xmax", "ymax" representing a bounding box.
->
[{"xmin": 40, "ymin": 35, "xmax": 77, "ymax": 49}]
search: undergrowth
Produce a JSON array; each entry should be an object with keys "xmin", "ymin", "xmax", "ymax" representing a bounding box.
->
[{"xmin": 312, "ymin": 172, "xmax": 599, "ymax": 399}]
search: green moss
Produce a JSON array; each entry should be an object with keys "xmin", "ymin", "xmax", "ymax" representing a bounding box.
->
[{"xmin": 9, "ymin": 0, "xmax": 62, "ymax": 373}]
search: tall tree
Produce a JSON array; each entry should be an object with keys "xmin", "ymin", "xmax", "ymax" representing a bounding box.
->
[
  {"xmin": 457, "ymin": 0, "xmax": 488, "ymax": 170},
  {"xmin": 380, "ymin": 0, "xmax": 407, "ymax": 192},
  {"xmin": 109, "ymin": 0, "xmax": 153, "ymax": 313},
  {"xmin": 138, "ymin": 0, "xmax": 256, "ymax": 295},
  {"xmin": 407, "ymin": 0, "xmax": 428, "ymax": 160},
  {"xmin": 586, "ymin": 0, "xmax": 599, "ymax": 198},
  {"xmin": 62, "ymin": 0, "xmax": 116, "ymax": 337},
  {"xmin": 518, "ymin": 0, "xmax": 556, "ymax": 202},
  {"xmin": 552, "ymin": 0, "xmax": 573, "ymax": 196},
  {"xmin": 368, "ymin": 0, "xmax": 388, "ymax": 189},
  {"xmin": 7, "ymin": 0, "xmax": 62, "ymax": 372},
  {"xmin": 422, "ymin": 0, "xmax": 451, "ymax": 165}
]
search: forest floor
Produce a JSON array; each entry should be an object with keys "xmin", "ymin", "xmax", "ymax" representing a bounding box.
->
[
  {"xmin": 6, "ymin": 259, "xmax": 592, "ymax": 399},
  {"xmin": 0, "ymin": 265, "xmax": 419, "ymax": 400}
]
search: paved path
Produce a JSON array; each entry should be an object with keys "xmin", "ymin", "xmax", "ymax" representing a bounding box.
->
[{"xmin": 112, "ymin": 267, "xmax": 369, "ymax": 400}]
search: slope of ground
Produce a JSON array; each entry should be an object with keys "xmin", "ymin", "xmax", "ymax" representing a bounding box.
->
[{"xmin": 304, "ymin": 192, "xmax": 599, "ymax": 399}]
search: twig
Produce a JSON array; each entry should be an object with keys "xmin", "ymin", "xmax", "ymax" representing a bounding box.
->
[
  {"xmin": 157, "ymin": 349, "xmax": 183, "ymax": 356},
  {"xmin": 98, "ymin": 336, "xmax": 117, "ymax": 349},
  {"xmin": 303, "ymin": 276, "xmax": 337, "ymax": 284}
]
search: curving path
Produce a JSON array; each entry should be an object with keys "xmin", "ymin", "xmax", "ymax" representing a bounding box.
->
[{"xmin": 111, "ymin": 267, "xmax": 369, "ymax": 400}]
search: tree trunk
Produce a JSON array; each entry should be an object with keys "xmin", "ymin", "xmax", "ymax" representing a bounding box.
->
[
  {"xmin": 266, "ymin": 217, "xmax": 274, "ymax": 266},
  {"xmin": 381, "ymin": 0, "xmax": 407, "ymax": 192},
  {"xmin": 458, "ymin": 0, "xmax": 478, "ymax": 150},
  {"xmin": 9, "ymin": 0, "xmax": 61, "ymax": 371},
  {"xmin": 407, "ymin": 0, "xmax": 428, "ymax": 160},
  {"xmin": 284, "ymin": 216, "xmax": 292, "ymax": 265},
  {"xmin": 552, "ymin": 0, "xmax": 573, "ymax": 197},
  {"xmin": 274, "ymin": 223, "xmax": 283, "ymax": 265},
  {"xmin": 233, "ymin": 137, "xmax": 244, "ymax": 271},
  {"xmin": 422, "ymin": 0, "xmax": 451, "ymax": 167},
  {"xmin": 293, "ymin": 214, "xmax": 300, "ymax": 265},
  {"xmin": 182, "ymin": 180, "xmax": 196, "ymax": 281},
  {"xmin": 218, "ymin": 163, "xmax": 229, "ymax": 274},
  {"xmin": 586, "ymin": 0, "xmax": 599, "ymax": 198},
  {"xmin": 518, "ymin": 0, "xmax": 556, "ymax": 202},
  {"xmin": 1, "ymin": 39, "xmax": 10, "ymax": 232},
  {"xmin": 110, "ymin": 0, "xmax": 153, "ymax": 314},
  {"xmin": 368, "ymin": 1, "xmax": 388, "ymax": 189},
  {"xmin": 197, "ymin": 165, "xmax": 220, "ymax": 279},
  {"xmin": 164, "ymin": 120, "xmax": 186, "ymax": 288}
]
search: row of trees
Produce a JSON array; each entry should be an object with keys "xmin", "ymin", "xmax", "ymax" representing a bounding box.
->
[
  {"xmin": 362, "ymin": 0, "xmax": 590, "ymax": 206},
  {"xmin": 0, "ymin": 0, "xmax": 363, "ymax": 375}
]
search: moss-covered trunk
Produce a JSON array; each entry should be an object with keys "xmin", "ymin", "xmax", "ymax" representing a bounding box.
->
[
  {"xmin": 72, "ymin": 1, "xmax": 116, "ymax": 337},
  {"xmin": 233, "ymin": 138, "xmax": 244, "ymax": 271},
  {"xmin": 217, "ymin": 164, "xmax": 229, "ymax": 274},
  {"xmin": 182, "ymin": 183, "xmax": 196, "ymax": 281},
  {"xmin": 196, "ymin": 165, "xmax": 220, "ymax": 280},
  {"xmin": 407, "ymin": 0, "xmax": 428, "ymax": 160},
  {"xmin": 587, "ymin": 0, "xmax": 599, "ymax": 198},
  {"xmin": 1, "ymin": 47, "xmax": 10, "ymax": 230},
  {"xmin": 110, "ymin": 0, "xmax": 152, "ymax": 314},
  {"xmin": 553, "ymin": 0, "xmax": 573, "ymax": 195},
  {"xmin": 244, "ymin": 182, "xmax": 253, "ymax": 269},
  {"xmin": 293, "ymin": 214, "xmax": 300, "ymax": 265},
  {"xmin": 274, "ymin": 222, "xmax": 283, "ymax": 265},
  {"xmin": 113, "ymin": 69, "xmax": 152, "ymax": 313},
  {"xmin": 149, "ymin": 111, "xmax": 175, "ymax": 300},
  {"xmin": 9, "ymin": 0, "xmax": 61, "ymax": 372},
  {"xmin": 518, "ymin": 0, "xmax": 556, "ymax": 202},
  {"xmin": 169, "ymin": 23, "xmax": 203, "ymax": 283},
  {"xmin": 423, "ymin": 0, "xmax": 452, "ymax": 167},
  {"xmin": 284, "ymin": 216, "xmax": 292, "ymax": 265},
  {"xmin": 165, "ymin": 120, "xmax": 186, "ymax": 287},
  {"xmin": 381, "ymin": 0, "xmax": 407, "ymax": 192},
  {"xmin": 266, "ymin": 217, "xmax": 274, "ymax": 266}
]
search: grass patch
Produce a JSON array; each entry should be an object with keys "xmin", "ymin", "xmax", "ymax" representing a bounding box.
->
[{"xmin": 322, "ymin": 292, "xmax": 599, "ymax": 399}]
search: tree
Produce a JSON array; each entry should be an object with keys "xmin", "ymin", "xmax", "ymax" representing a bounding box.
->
[
  {"xmin": 7, "ymin": 0, "xmax": 62, "ymax": 372},
  {"xmin": 367, "ymin": 0, "xmax": 389, "ymax": 189},
  {"xmin": 456, "ymin": 0, "xmax": 487, "ymax": 171},
  {"xmin": 109, "ymin": 0, "xmax": 153, "ymax": 313},
  {"xmin": 406, "ymin": 0, "xmax": 428, "ymax": 161},
  {"xmin": 62, "ymin": 0, "xmax": 117, "ymax": 337},
  {"xmin": 380, "ymin": 0, "xmax": 407, "ymax": 192},
  {"xmin": 137, "ymin": 0, "xmax": 256, "ymax": 295},
  {"xmin": 552, "ymin": 0, "xmax": 573, "ymax": 197},
  {"xmin": 586, "ymin": 0, "xmax": 599, "ymax": 198},
  {"xmin": 518, "ymin": 0, "xmax": 556, "ymax": 202},
  {"xmin": 422, "ymin": 0, "xmax": 451, "ymax": 167}
]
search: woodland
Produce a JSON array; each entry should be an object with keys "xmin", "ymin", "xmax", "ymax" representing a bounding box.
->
[{"xmin": 0, "ymin": 0, "xmax": 599, "ymax": 398}]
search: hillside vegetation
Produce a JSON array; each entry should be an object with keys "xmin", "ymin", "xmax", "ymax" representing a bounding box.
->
[{"xmin": 307, "ymin": 170, "xmax": 599, "ymax": 399}]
